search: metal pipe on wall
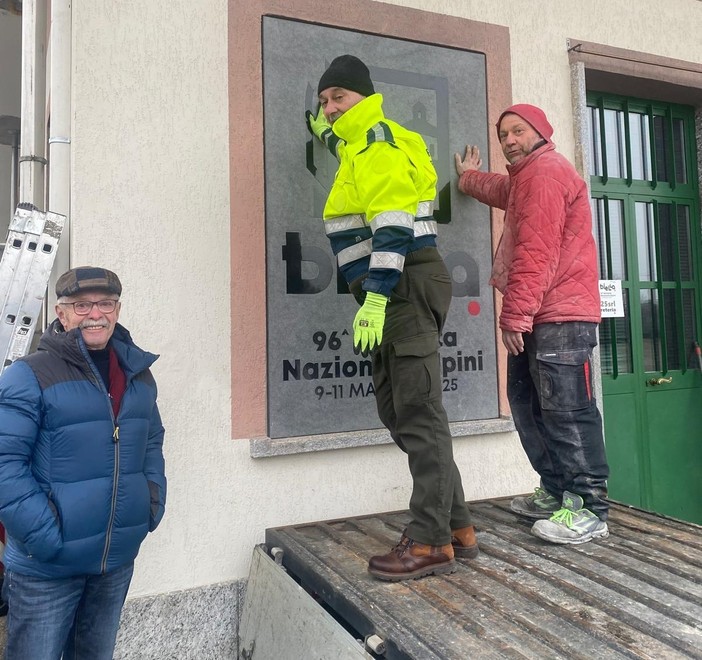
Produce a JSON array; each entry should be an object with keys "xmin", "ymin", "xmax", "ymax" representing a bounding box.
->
[
  {"xmin": 8, "ymin": 127, "xmax": 19, "ymax": 217},
  {"xmin": 10, "ymin": 131, "xmax": 18, "ymax": 214},
  {"xmin": 47, "ymin": 0, "xmax": 72, "ymax": 307},
  {"xmin": 19, "ymin": 0, "xmax": 47, "ymax": 208}
]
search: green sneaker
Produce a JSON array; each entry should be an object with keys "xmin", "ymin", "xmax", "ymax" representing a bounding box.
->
[
  {"xmin": 510, "ymin": 486, "xmax": 560, "ymax": 519},
  {"xmin": 531, "ymin": 491, "xmax": 609, "ymax": 545}
]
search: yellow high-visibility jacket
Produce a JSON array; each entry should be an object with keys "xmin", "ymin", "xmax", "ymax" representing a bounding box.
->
[{"xmin": 323, "ymin": 94, "xmax": 439, "ymax": 298}]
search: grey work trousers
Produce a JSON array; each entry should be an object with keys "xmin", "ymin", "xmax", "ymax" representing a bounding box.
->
[
  {"xmin": 507, "ymin": 321, "xmax": 610, "ymax": 520},
  {"xmin": 353, "ymin": 247, "xmax": 472, "ymax": 545}
]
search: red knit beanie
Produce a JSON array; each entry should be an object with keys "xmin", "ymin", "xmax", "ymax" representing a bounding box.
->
[{"xmin": 496, "ymin": 104, "xmax": 553, "ymax": 141}]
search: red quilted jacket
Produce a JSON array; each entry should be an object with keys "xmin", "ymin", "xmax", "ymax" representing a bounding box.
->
[{"xmin": 458, "ymin": 142, "xmax": 601, "ymax": 333}]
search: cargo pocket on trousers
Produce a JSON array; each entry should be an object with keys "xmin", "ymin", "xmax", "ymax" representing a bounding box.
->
[
  {"xmin": 392, "ymin": 332, "xmax": 440, "ymax": 405},
  {"xmin": 536, "ymin": 348, "xmax": 592, "ymax": 411}
]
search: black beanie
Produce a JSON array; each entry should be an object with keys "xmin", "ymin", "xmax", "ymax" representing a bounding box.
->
[{"xmin": 317, "ymin": 55, "xmax": 375, "ymax": 97}]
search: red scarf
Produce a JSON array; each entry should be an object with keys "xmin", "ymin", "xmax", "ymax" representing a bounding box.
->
[{"xmin": 108, "ymin": 347, "xmax": 127, "ymax": 417}]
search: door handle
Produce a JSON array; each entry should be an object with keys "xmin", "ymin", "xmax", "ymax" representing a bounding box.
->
[{"xmin": 647, "ymin": 376, "xmax": 673, "ymax": 386}]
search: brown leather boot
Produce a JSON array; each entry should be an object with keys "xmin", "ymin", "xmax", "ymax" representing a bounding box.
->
[
  {"xmin": 368, "ymin": 534, "xmax": 456, "ymax": 581},
  {"xmin": 451, "ymin": 525, "xmax": 480, "ymax": 559}
]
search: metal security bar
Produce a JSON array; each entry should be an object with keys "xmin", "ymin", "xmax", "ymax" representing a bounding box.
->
[{"xmin": 587, "ymin": 94, "xmax": 700, "ymax": 378}]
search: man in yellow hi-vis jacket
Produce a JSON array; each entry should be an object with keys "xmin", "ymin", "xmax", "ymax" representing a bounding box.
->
[{"xmin": 306, "ymin": 55, "xmax": 477, "ymax": 581}]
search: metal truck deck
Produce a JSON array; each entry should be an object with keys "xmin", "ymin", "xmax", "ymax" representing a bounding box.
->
[{"xmin": 255, "ymin": 497, "xmax": 702, "ymax": 659}]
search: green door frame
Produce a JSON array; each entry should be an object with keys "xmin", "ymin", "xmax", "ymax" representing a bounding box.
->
[{"xmin": 587, "ymin": 92, "xmax": 702, "ymax": 520}]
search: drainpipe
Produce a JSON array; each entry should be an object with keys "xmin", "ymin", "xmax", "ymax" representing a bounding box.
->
[
  {"xmin": 9, "ymin": 128, "xmax": 19, "ymax": 214},
  {"xmin": 46, "ymin": 0, "xmax": 72, "ymax": 308},
  {"xmin": 19, "ymin": 0, "xmax": 47, "ymax": 209}
]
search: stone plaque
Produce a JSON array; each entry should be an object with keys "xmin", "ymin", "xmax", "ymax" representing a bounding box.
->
[{"xmin": 263, "ymin": 17, "xmax": 498, "ymax": 438}]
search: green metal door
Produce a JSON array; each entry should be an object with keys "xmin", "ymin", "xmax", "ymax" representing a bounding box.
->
[{"xmin": 587, "ymin": 94, "xmax": 702, "ymax": 524}]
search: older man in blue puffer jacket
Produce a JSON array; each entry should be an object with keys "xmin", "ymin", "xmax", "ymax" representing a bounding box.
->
[{"xmin": 0, "ymin": 266, "xmax": 166, "ymax": 660}]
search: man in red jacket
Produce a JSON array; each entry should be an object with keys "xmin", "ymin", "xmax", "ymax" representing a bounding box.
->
[{"xmin": 454, "ymin": 104, "xmax": 610, "ymax": 545}]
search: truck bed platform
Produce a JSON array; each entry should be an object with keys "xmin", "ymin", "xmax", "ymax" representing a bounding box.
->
[{"xmin": 263, "ymin": 497, "xmax": 702, "ymax": 659}]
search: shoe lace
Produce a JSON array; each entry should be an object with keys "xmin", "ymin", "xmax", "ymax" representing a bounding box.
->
[
  {"xmin": 393, "ymin": 535, "xmax": 413, "ymax": 557},
  {"xmin": 533, "ymin": 487, "xmax": 548, "ymax": 501},
  {"xmin": 550, "ymin": 507, "xmax": 575, "ymax": 528}
]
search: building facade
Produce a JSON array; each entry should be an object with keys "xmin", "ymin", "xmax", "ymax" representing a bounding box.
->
[{"xmin": 0, "ymin": 1, "xmax": 701, "ymax": 657}]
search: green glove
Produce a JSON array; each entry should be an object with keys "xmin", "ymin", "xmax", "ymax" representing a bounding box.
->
[
  {"xmin": 353, "ymin": 292, "xmax": 388, "ymax": 356},
  {"xmin": 305, "ymin": 105, "xmax": 333, "ymax": 143},
  {"xmin": 306, "ymin": 106, "xmax": 342, "ymax": 159}
]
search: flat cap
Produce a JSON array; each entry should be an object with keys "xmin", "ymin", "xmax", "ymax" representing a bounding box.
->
[{"xmin": 55, "ymin": 266, "xmax": 122, "ymax": 298}]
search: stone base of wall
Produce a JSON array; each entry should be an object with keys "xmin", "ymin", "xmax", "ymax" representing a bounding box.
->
[{"xmin": 114, "ymin": 579, "xmax": 246, "ymax": 660}]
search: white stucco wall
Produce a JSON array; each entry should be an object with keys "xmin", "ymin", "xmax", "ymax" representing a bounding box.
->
[
  {"xmin": 64, "ymin": 0, "xmax": 702, "ymax": 600},
  {"xmin": 384, "ymin": 0, "xmax": 702, "ymax": 161},
  {"xmin": 68, "ymin": 0, "xmax": 236, "ymax": 595}
]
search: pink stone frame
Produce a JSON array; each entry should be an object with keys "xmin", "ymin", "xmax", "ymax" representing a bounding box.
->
[{"xmin": 229, "ymin": 0, "xmax": 512, "ymax": 438}]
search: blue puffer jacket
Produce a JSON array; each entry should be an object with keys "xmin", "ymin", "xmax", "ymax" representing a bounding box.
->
[{"xmin": 0, "ymin": 320, "xmax": 166, "ymax": 578}]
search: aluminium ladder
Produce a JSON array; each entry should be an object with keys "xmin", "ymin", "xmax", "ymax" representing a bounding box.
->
[
  {"xmin": 0, "ymin": 204, "xmax": 66, "ymax": 374},
  {"xmin": 0, "ymin": 204, "xmax": 64, "ymax": 598}
]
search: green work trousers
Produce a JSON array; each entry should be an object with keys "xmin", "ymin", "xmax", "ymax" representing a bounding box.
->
[{"xmin": 354, "ymin": 247, "xmax": 472, "ymax": 546}]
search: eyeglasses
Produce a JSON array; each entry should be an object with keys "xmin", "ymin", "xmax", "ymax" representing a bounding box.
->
[{"xmin": 59, "ymin": 299, "xmax": 119, "ymax": 315}]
